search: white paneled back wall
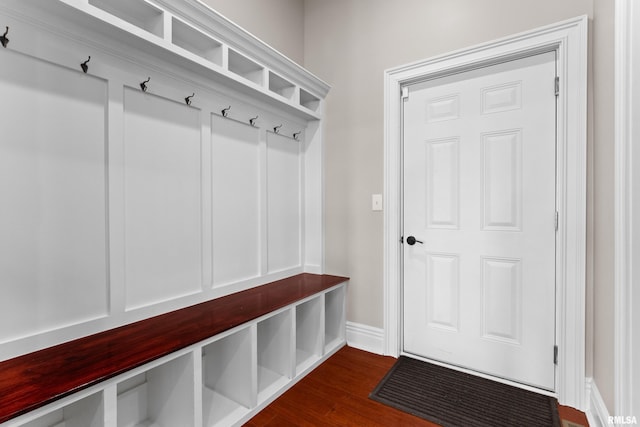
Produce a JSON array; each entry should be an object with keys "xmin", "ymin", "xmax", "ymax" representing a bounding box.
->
[
  {"xmin": 212, "ymin": 116, "xmax": 262, "ymax": 287},
  {"xmin": 0, "ymin": 51, "xmax": 109, "ymax": 344},
  {"xmin": 0, "ymin": 0, "xmax": 328, "ymax": 361},
  {"xmin": 267, "ymin": 131, "xmax": 302, "ymax": 274},
  {"xmin": 124, "ymin": 88, "xmax": 203, "ymax": 310}
]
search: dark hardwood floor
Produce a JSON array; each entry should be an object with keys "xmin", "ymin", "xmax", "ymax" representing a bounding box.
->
[{"xmin": 245, "ymin": 346, "xmax": 589, "ymax": 427}]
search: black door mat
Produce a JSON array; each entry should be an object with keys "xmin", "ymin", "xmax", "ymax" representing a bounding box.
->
[{"xmin": 370, "ymin": 356, "xmax": 560, "ymax": 427}]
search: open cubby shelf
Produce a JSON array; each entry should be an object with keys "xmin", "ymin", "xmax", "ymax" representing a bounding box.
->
[
  {"xmin": 228, "ymin": 49, "xmax": 265, "ymax": 86},
  {"xmin": 257, "ymin": 310, "xmax": 293, "ymax": 403},
  {"xmin": 0, "ymin": 274, "xmax": 348, "ymax": 426},
  {"xmin": 87, "ymin": 0, "xmax": 328, "ymax": 118},
  {"xmin": 299, "ymin": 88, "xmax": 321, "ymax": 112},
  {"xmin": 202, "ymin": 329, "xmax": 254, "ymax": 427},
  {"xmin": 19, "ymin": 392, "xmax": 104, "ymax": 427},
  {"xmin": 171, "ymin": 17, "xmax": 223, "ymax": 66},
  {"xmin": 268, "ymin": 72, "xmax": 296, "ymax": 101},
  {"xmin": 295, "ymin": 298, "xmax": 323, "ymax": 375},
  {"xmin": 88, "ymin": 0, "xmax": 164, "ymax": 37},
  {"xmin": 13, "ymin": 0, "xmax": 328, "ymax": 121},
  {"xmin": 324, "ymin": 286, "xmax": 347, "ymax": 353},
  {"xmin": 116, "ymin": 353, "xmax": 195, "ymax": 427}
]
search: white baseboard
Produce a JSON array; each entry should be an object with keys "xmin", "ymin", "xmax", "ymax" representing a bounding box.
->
[
  {"xmin": 346, "ymin": 322, "xmax": 384, "ymax": 355},
  {"xmin": 586, "ymin": 377, "xmax": 611, "ymax": 426}
]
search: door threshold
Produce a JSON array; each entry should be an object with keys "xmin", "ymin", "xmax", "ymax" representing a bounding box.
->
[{"xmin": 401, "ymin": 350, "xmax": 557, "ymax": 398}]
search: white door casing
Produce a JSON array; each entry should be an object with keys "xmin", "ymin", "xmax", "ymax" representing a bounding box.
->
[
  {"xmin": 384, "ymin": 16, "xmax": 587, "ymax": 409},
  {"xmin": 402, "ymin": 52, "xmax": 557, "ymax": 391}
]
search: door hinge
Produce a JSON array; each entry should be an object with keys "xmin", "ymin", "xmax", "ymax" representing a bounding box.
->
[
  {"xmin": 401, "ymin": 86, "xmax": 409, "ymax": 100},
  {"xmin": 554, "ymin": 76, "xmax": 560, "ymax": 97},
  {"xmin": 555, "ymin": 211, "xmax": 559, "ymax": 231},
  {"xmin": 554, "ymin": 345, "xmax": 559, "ymax": 365}
]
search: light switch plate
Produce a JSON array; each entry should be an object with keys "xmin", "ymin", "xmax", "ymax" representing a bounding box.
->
[{"xmin": 372, "ymin": 194, "xmax": 383, "ymax": 211}]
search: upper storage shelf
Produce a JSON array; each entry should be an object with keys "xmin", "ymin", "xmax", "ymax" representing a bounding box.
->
[
  {"xmin": 171, "ymin": 16, "xmax": 223, "ymax": 66},
  {"xmin": 88, "ymin": 0, "xmax": 164, "ymax": 37},
  {"xmin": 0, "ymin": 0, "xmax": 329, "ymax": 121},
  {"xmin": 228, "ymin": 48, "xmax": 265, "ymax": 86}
]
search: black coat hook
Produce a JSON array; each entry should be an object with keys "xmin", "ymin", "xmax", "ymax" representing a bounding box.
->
[
  {"xmin": 185, "ymin": 93, "xmax": 195, "ymax": 106},
  {"xmin": 140, "ymin": 77, "xmax": 150, "ymax": 92},
  {"xmin": 81, "ymin": 56, "xmax": 91, "ymax": 74},
  {"xmin": 221, "ymin": 106, "xmax": 231, "ymax": 117},
  {"xmin": 249, "ymin": 115, "xmax": 258, "ymax": 127},
  {"xmin": 0, "ymin": 26, "xmax": 9, "ymax": 48},
  {"xmin": 293, "ymin": 132, "xmax": 301, "ymax": 141},
  {"xmin": 273, "ymin": 124, "xmax": 282, "ymax": 134}
]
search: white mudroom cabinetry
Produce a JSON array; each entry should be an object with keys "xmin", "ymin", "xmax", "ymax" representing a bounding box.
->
[{"xmin": 0, "ymin": 0, "xmax": 340, "ymax": 426}]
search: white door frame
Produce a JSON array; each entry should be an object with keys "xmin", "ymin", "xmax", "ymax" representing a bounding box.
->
[
  {"xmin": 615, "ymin": 0, "xmax": 638, "ymax": 419},
  {"xmin": 383, "ymin": 16, "xmax": 588, "ymax": 409}
]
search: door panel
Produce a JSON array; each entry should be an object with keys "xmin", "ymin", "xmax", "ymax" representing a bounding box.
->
[
  {"xmin": 403, "ymin": 52, "xmax": 557, "ymax": 391},
  {"xmin": 425, "ymin": 137, "xmax": 460, "ymax": 229}
]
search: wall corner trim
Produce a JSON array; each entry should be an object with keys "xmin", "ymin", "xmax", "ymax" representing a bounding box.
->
[{"xmin": 614, "ymin": 0, "xmax": 636, "ymax": 420}]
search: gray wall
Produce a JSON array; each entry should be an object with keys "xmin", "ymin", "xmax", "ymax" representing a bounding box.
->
[
  {"xmin": 590, "ymin": 0, "xmax": 615, "ymax": 413},
  {"xmin": 200, "ymin": 0, "xmax": 305, "ymax": 65},
  {"xmin": 201, "ymin": 0, "xmax": 616, "ymax": 412}
]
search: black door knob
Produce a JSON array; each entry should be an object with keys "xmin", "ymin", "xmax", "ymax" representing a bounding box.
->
[{"xmin": 406, "ymin": 236, "xmax": 423, "ymax": 246}]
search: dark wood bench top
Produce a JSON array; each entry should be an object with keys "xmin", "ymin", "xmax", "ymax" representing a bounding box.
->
[{"xmin": 0, "ymin": 273, "xmax": 349, "ymax": 423}]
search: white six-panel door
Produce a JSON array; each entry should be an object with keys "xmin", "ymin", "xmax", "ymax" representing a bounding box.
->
[{"xmin": 403, "ymin": 51, "xmax": 557, "ymax": 391}]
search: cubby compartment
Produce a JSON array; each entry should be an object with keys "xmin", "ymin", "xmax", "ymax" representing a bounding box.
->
[
  {"xmin": 88, "ymin": 0, "xmax": 164, "ymax": 37},
  {"xmin": 268, "ymin": 72, "xmax": 296, "ymax": 100},
  {"xmin": 324, "ymin": 287, "xmax": 346, "ymax": 353},
  {"xmin": 228, "ymin": 50, "xmax": 265, "ymax": 86},
  {"xmin": 202, "ymin": 328, "xmax": 254, "ymax": 427},
  {"xmin": 257, "ymin": 310, "xmax": 293, "ymax": 403},
  {"xmin": 116, "ymin": 353, "xmax": 195, "ymax": 427},
  {"xmin": 299, "ymin": 88, "xmax": 321, "ymax": 112},
  {"xmin": 20, "ymin": 392, "xmax": 104, "ymax": 427},
  {"xmin": 295, "ymin": 297, "xmax": 323, "ymax": 374},
  {"xmin": 171, "ymin": 18, "xmax": 223, "ymax": 66}
]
